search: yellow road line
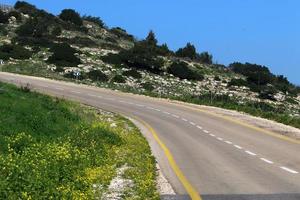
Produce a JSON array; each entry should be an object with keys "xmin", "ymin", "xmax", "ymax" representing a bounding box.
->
[
  {"xmin": 132, "ymin": 116, "xmax": 202, "ymax": 200},
  {"xmin": 175, "ymin": 103, "xmax": 300, "ymax": 145}
]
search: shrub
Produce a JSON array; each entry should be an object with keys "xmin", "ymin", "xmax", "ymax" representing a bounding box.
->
[
  {"xmin": 82, "ymin": 15, "xmax": 104, "ymax": 27},
  {"xmin": 0, "ymin": 44, "xmax": 32, "ymax": 60},
  {"xmin": 228, "ymin": 78, "xmax": 249, "ymax": 87},
  {"xmin": 0, "ymin": 10, "xmax": 8, "ymax": 24},
  {"xmin": 59, "ymin": 9, "xmax": 83, "ymax": 26},
  {"xmin": 47, "ymin": 43, "xmax": 81, "ymax": 67},
  {"xmin": 8, "ymin": 10, "xmax": 22, "ymax": 22},
  {"xmin": 110, "ymin": 27, "xmax": 134, "ymax": 41},
  {"xmin": 0, "ymin": 25, "xmax": 8, "ymax": 35},
  {"xmin": 51, "ymin": 26, "xmax": 62, "ymax": 37},
  {"xmin": 101, "ymin": 53, "xmax": 123, "ymax": 65},
  {"xmin": 87, "ymin": 70, "xmax": 108, "ymax": 82},
  {"xmin": 168, "ymin": 61, "xmax": 204, "ymax": 81},
  {"xmin": 111, "ymin": 74, "xmax": 126, "ymax": 83},
  {"xmin": 214, "ymin": 76, "xmax": 221, "ymax": 81},
  {"xmin": 122, "ymin": 69, "xmax": 142, "ymax": 79},
  {"xmin": 141, "ymin": 82, "xmax": 154, "ymax": 91}
]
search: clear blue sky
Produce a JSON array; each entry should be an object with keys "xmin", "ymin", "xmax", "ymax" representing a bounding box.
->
[{"xmin": 3, "ymin": 0, "xmax": 300, "ymax": 85}]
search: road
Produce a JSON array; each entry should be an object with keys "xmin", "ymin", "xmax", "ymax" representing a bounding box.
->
[{"xmin": 1, "ymin": 72, "xmax": 300, "ymax": 200}]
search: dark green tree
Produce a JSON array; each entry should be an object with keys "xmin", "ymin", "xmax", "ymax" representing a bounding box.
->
[
  {"xmin": 197, "ymin": 52, "xmax": 213, "ymax": 64},
  {"xmin": 175, "ymin": 42, "xmax": 197, "ymax": 60},
  {"xmin": 145, "ymin": 30, "xmax": 158, "ymax": 46},
  {"xmin": 59, "ymin": 9, "xmax": 82, "ymax": 26},
  {"xmin": 14, "ymin": 1, "xmax": 37, "ymax": 15}
]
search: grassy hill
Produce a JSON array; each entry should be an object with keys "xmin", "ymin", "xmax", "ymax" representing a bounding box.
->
[
  {"xmin": 0, "ymin": 1, "xmax": 299, "ymax": 128},
  {"xmin": 0, "ymin": 82, "xmax": 158, "ymax": 199}
]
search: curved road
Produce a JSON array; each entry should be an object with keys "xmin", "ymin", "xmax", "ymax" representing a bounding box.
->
[{"xmin": 1, "ymin": 72, "xmax": 300, "ymax": 200}]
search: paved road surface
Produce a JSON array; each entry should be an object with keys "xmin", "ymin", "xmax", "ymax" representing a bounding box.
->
[{"xmin": 1, "ymin": 72, "xmax": 300, "ymax": 200}]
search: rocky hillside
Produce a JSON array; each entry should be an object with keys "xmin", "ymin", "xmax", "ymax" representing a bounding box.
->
[{"xmin": 0, "ymin": 1, "xmax": 299, "ymax": 128}]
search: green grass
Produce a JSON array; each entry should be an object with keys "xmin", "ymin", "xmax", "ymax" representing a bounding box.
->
[{"xmin": 0, "ymin": 82, "xmax": 159, "ymax": 199}]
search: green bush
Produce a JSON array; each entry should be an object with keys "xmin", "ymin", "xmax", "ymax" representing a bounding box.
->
[
  {"xmin": 110, "ymin": 27, "xmax": 134, "ymax": 41},
  {"xmin": 59, "ymin": 9, "xmax": 83, "ymax": 26},
  {"xmin": 168, "ymin": 61, "xmax": 204, "ymax": 81},
  {"xmin": 122, "ymin": 69, "xmax": 142, "ymax": 79},
  {"xmin": 47, "ymin": 43, "xmax": 81, "ymax": 67},
  {"xmin": 82, "ymin": 15, "xmax": 104, "ymax": 27},
  {"xmin": 8, "ymin": 10, "xmax": 22, "ymax": 22},
  {"xmin": 101, "ymin": 53, "xmax": 123, "ymax": 65},
  {"xmin": 141, "ymin": 82, "xmax": 154, "ymax": 91},
  {"xmin": 0, "ymin": 44, "xmax": 32, "ymax": 60},
  {"xmin": 0, "ymin": 25, "xmax": 8, "ymax": 36},
  {"xmin": 0, "ymin": 10, "xmax": 8, "ymax": 24},
  {"xmin": 228, "ymin": 78, "xmax": 249, "ymax": 87},
  {"xmin": 111, "ymin": 74, "xmax": 126, "ymax": 83},
  {"xmin": 87, "ymin": 70, "xmax": 108, "ymax": 82}
]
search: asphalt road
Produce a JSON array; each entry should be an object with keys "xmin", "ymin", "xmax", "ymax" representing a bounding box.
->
[{"xmin": 1, "ymin": 72, "xmax": 300, "ymax": 200}]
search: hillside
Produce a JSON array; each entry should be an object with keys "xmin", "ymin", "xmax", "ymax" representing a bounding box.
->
[{"xmin": 0, "ymin": 1, "xmax": 299, "ymax": 128}]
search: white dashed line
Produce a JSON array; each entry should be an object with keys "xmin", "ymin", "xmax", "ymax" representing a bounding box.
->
[
  {"xmin": 71, "ymin": 91, "xmax": 80, "ymax": 94},
  {"xmin": 260, "ymin": 158, "xmax": 274, "ymax": 164},
  {"xmin": 189, "ymin": 122, "xmax": 196, "ymax": 126},
  {"xmin": 234, "ymin": 145, "xmax": 243, "ymax": 149},
  {"xmin": 181, "ymin": 118, "xmax": 188, "ymax": 121},
  {"xmin": 245, "ymin": 151, "xmax": 257, "ymax": 156},
  {"xmin": 172, "ymin": 114, "xmax": 179, "ymax": 118},
  {"xmin": 147, "ymin": 106, "xmax": 155, "ymax": 110},
  {"xmin": 154, "ymin": 109, "xmax": 161, "ymax": 112},
  {"xmin": 164, "ymin": 111, "xmax": 171, "ymax": 115},
  {"xmin": 280, "ymin": 167, "xmax": 299, "ymax": 174},
  {"xmin": 209, "ymin": 134, "xmax": 215, "ymax": 137},
  {"xmin": 42, "ymin": 85, "xmax": 49, "ymax": 88},
  {"xmin": 119, "ymin": 100, "xmax": 126, "ymax": 103},
  {"xmin": 136, "ymin": 104, "xmax": 144, "ymax": 107},
  {"xmin": 225, "ymin": 141, "xmax": 232, "ymax": 144},
  {"xmin": 197, "ymin": 125, "xmax": 203, "ymax": 130},
  {"xmin": 217, "ymin": 137, "xmax": 223, "ymax": 141},
  {"xmin": 203, "ymin": 130, "xmax": 209, "ymax": 133},
  {"xmin": 88, "ymin": 93, "xmax": 96, "ymax": 97},
  {"xmin": 97, "ymin": 95, "xmax": 102, "ymax": 98},
  {"xmin": 55, "ymin": 87, "xmax": 64, "ymax": 91}
]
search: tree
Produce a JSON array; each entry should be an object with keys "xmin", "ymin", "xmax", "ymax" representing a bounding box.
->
[
  {"xmin": 156, "ymin": 43, "xmax": 172, "ymax": 56},
  {"xmin": 14, "ymin": 1, "xmax": 37, "ymax": 15},
  {"xmin": 197, "ymin": 52, "xmax": 213, "ymax": 64},
  {"xmin": 175, "ymin": 42, "xmax": 197, "ymax": 60},
  {"xmin": 145, "ymin": 30, "xmax": 157, "ymax": 46},
  {"xmin": 59, "ymin": 9, "xmax": 82, "ymax": 26}
]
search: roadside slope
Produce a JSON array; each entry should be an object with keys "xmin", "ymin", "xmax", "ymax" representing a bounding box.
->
[{"xmin": 0, "ymin": 81, "xmax": 159, "ymax": 199}]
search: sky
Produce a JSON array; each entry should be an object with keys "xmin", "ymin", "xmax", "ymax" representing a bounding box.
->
[{"xmin": 2, "ymin": 0, "xmax": 300, "ymax": 85}]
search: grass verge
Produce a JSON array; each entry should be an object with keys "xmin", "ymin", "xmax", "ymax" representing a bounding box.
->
[{"xmin": 0, "ymin": 82, "xmax": 159, "ymax": 199}]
